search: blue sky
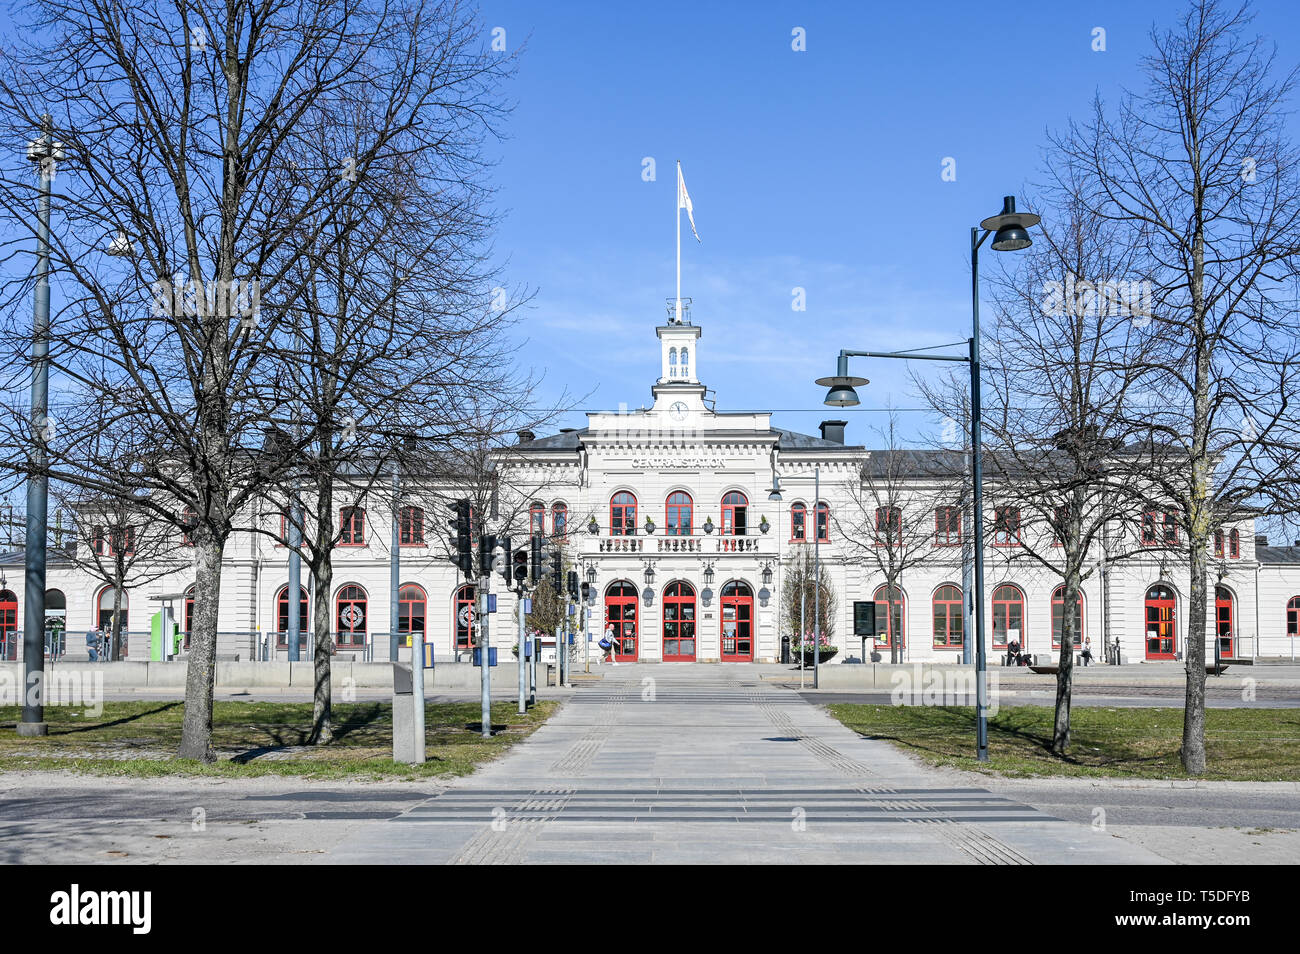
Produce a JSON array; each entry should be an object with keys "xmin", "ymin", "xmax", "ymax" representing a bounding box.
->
[{"xmin": 478, "ymin": 0, "xmax": 1300, "ymax": 444}]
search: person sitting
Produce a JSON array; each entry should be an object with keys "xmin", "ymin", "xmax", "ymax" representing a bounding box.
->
[{"xmin": 1007, "ymin": 638, "xmax": 1022, "ymax": 667}]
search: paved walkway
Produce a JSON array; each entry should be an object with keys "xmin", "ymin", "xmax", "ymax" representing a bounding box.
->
[{"xmin": 327, "ymin": 664, "xmax": 1167, "ymax": 864}]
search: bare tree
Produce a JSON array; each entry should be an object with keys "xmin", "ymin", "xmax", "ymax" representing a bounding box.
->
[{"xmin": 781, "ymin": 549, "xmax": 836, "ymax": 660}]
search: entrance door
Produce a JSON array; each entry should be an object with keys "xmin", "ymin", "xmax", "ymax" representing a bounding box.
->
[
  {"xmin": 0, "ymin": 590, "xmax": 16, "ymax": 660},
  {"xmin": 1215, "ymin": 586, "xmax": 1234, "ymax": 658},
  {"xmin": 662, "ymin": 581, "xmax": 696, "ymax": 661},
  {"xmin": 605, "ymin": 581, "xmax": 639, "ymax": 661},
  {"xmin": 1145, "ymin": 585, "xmax": 1177, "ymax": 659},
  {"xmin": 720, "ymin": 581, "xmax": 754, "ymax": 661}
]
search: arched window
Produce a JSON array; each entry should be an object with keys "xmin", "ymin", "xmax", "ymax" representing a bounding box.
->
[
  {"xmin": 529, "ymin": 502, "xmax": 546, "ymax": 535},
  {"xmin": 454, "ymin": 584, "xmax": 476, "ymax": 650},
  {"xmin": 1215, "ymin": 586, "xmax": 1235, "ymax": 657},
  {"xmin": 790, "ymin": 503, "xmax": 807, "ymax": 542},
  {"xmin": 1288, "ymin": 596, "xmax": 1300, "ymax": 637},
  {"xmin": 400, "ymin": 506, "xmax": 425, "ymax": 545},
  {"xmin": 96, "ymin": 586, "xmax": 128, "ymax": 634},
  {"xmin": 932, "ymin": 584, "xmax": 963, "ymax": 649},
  {"xmin": 874, "ymin": 584, "xmax": 905, "ymax": 650},
  {"xmin": 45, "ymin": 589, "xmax": 67, "ymax": 656},
  {"xmin": 1214, "ymin": 529, "xmax": 1225, "ymax": 558},
  {"xmin": 666, "ymin": 491, "xmax": 693, "ymax": 536},
  {"xmin": 276, "ymin": 584, "xmax": 308, "ymax": 649},
  {"xmin": 722, "ymin": 491, "xmax": 748, "ymax": 535},
  {"xmin": 1051, "ymin": 585, "xmax": 1085, "ymax": 649},
  {"xmin": 669, "ymin": 347, "xmax": 678, "ymax": 378},
  {"xmin": 680, "ymin": 347, "xmax": 690, "ymax": 377},
  {"xmin": 339, "ymin": 506, "xmax": 365, "ymax": 546},
  {"xmin": 604, "ymin": 581, "xmax": 638, "ymax": 660},
  {"xmin": 720, "ymin": 581, "xmax": 753, "ymax": 660},
  {"xmin": 335, "ymin": 584, "xmax": 367, "ymax": 648},
  {"xmin": 551, "ymin": 503, "xmax": 568, "ymax": 538},
  {"xmin": 184, "ymin": 584, "xmax": 196, "ymax": 635},
  {"xmin": 0, "ymin": 589, "xmax": 17, "ymax": 661},
  {"xmin": 181, "ymin": 506, "xmax": 197, "ymax": 546},
  {"xmin": 1229, "ymin": 528, "xmax": 1241, "ymax": 559},
  {"xmin": 991, "ymin": 584, "xmax": 1025, "ymax": 649},
  {"xmin": 662, "ymin": 581, "xmax": 697, "ymax": 660},
  {"xmin": 398, "ymin": 583, "xmax": 426, "ymax": 649},
  {"xmin": 1145, "ymin": 584, "xmax": 1177, "ymax": 659},
  {"xmin": 815, "ymin": 502, "xmax": 830, "ymax": 542},
  {"xmin": 610, "ymin": 492, "xmax": 637, "ymax": 536}
]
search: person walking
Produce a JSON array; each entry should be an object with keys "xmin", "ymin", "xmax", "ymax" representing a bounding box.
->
[{"xmin": 1081, "ymin": 636, "xmax": 1093, "ymax": 667}]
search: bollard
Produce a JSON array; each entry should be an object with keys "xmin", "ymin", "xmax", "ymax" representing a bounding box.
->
[{"xmin": 391, "ymin": 662, "xmax": 425, "ymax": 764}]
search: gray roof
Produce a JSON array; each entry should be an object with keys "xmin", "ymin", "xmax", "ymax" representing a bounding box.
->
[{"xmin": 1258, "ymin": 545, "xmax": 1300, "ymax": 565}]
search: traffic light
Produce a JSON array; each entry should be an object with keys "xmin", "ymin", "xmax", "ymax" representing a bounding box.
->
[
  {"xmin": 529, "ymin": 533, "xmax": 543, "ymax": 585},
  {"xmin": 512, "ymin": 547, "xmax": 529, "ymax": 587},
  {"xmin": 497, "ymin": 536, "xmax": 513, "ymax": 584},
  {"xmin": 567, "ymin": 570, "xmax": 579, "ymax": 601},
  {"xmin": 449, "ymin": 499, "xmax": 472, "ymax": 576},
  {"xmin": 478, "ymin": 533, "xmax": 497, "ymax": 578},
  {"xmin": 580, "ymin": 581, "xmax": 591, "ymax": 602},
  {"xmin": 550, "ymin": 551, "xmax": 563, "ymax": 596}
]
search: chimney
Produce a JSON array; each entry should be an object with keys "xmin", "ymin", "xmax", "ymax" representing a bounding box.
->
[
  {"xmin": 819, "ymin": 420, "xmax": 847, "ymax": 445},
  {"xmin": 1256, "ymin": 535, "xmax": 1268, "ymax": 547},
  {"xmin": 515, "ymin": 429, "xmax": 535, "ymax": 444}
]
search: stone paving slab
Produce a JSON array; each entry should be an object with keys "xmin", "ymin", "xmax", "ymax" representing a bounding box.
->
[{"xmin": 325, "ymin": 664, "xmax": 1171, "ymax": 864}]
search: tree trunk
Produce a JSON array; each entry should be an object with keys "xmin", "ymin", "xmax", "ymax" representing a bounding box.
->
[
  {"xmin": 111, "ymin": 563, "xmax": 124, "ymax": 661},
  {"xmin": 1052, "ymin": 569, "xmax": 1080, "ymax": 755},
  {"xmin": 178, "ymin": 535, "xmax": 225, "ymax": 761},
  {"xmin": 308, "ymin": 554, "xmax": 334, "ymax": 744},
  {"xmin": 1183, "ymin": 517, "xmax": 1209, "ymax": 774}
]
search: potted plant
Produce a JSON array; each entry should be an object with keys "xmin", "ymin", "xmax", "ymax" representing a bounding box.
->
[
  {"xmin": 703, "ymin": 516, "xmax": 715, "ymax": 534},
  {"xmin": 587, "ymin": 516, "xmax": 599, "ymax": 535},
  {"xmin": 791, "ymin": 633, "xmax": 838, "ymax": 665},
  {"xmin": 759, "ymin": 516, "xmax": 770, "ymax": 534},
  {"xmin": 644, "ymin": 517, "xmax": 655, "ymax": 534}
]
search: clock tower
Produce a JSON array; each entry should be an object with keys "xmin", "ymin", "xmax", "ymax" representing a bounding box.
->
[{"xmin": 652, "ymin": 318, "xmax": 706, "ymax": 416}]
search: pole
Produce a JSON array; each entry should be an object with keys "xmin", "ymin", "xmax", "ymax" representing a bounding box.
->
[
  {"xmin": 799, "ymin": 578, "xmax": 806, "ymax": 690},
  {"xmin": 675, "ymin": 161, "xmax": 681, "ymax": 323},
  {"xmin": 813, "ymin": 465, "xmax": 821, "ymax": 690},
  {"xmin": 971, "ymin": 227, "xmax": 989, "ymax": 761},
  {"xmin": 390, "ymin": 470, "xmax": 401, "ymax": 663},
  {"xmin": 287, "ymin": 494, "xmax": 301, "ymax": 662},
  {"xmin": 479, "ymin": 574, "xmax": 491, "ymax": 738},
  {"xmin": 962, "ymin": 402, "xmax": 974, "ymax": 666},
  {"xmin": 517, "ymin": 585, "xmax": 527, "ymax": 714},
  {"xmin": 20, "ymin": 116, "xmax": 54, "ymax": 737}
]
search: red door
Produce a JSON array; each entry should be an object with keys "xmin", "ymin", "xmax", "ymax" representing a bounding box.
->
[
  {"xmin": 720, "ymin": 581, "xmax": 754, "ymax": 661},
  {"xmin": 662, "ymin": 581, "xmax": 696, "ymax": 661},
  {"xmin": 1145, "ymin": 585, "xmax": 1177, "ymax": 660},
  {"xmin": 605, "ymin": 581, "xmax": 638, "ymax": 661},
  {"xmin": 0, "ymin": 590, "xmax": 16, "ymax": 661},
  {"xmin": 1215, "ymin": 586, "xmax": 1234, "ymax": 658}
]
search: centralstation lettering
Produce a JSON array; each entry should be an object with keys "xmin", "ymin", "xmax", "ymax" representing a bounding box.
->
[{"xmin": 631, "ymin": 457, "xmax": 724, "ymax": 469}]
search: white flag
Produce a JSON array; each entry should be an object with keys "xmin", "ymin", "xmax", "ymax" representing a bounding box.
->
[{"xmin": 677, "ymin": 162, "xmax": 700, "ymax": 242}]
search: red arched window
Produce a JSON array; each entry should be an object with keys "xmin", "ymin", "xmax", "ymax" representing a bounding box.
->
[
  {"xmin": 1229, "ymin": 529, "xmax": 1240, "ymax": 559},
  {"xmin": 815, "ymin": 502, "xmax": 829, "ymax": 542},
  {"xmin": 1145, "ymin": 584, "xmax": 1177, "ymax": 659},
  {"xmin": 873, "ymin": 584, "xmax": 905, "ymax": 650},
  {"xmin": 529, "ymin": 502, "xmax": 546, "ymax": 535},
  {"xmin": 662, "ymin": 581, "xmax": 697, "ymax": 660},
  {"xmin": 400, "ymin": 506, "xmax": 424, "ymax": 545},
  {"xmin": 1050, "ymin": 585, "xmax": 1084, "ymax": 649},
  {"xmin": 790, "ymin": 503, "xmax": 807, "ymax": 542},
  {"xmin": 1214, "ymin": 530, "xmax": 1225, "ymax": 558},
  {"xmin": 398, "ymin": 583, "xmax": 426, "ymax": 649},
  {"xmin": 722, "ymin": 492, "xmax": 748, "ymax": 535},
  {"xmin": 276, "ymin": 584, "xmax": 309, "ymax": 649},
  {"xmin": 0, "ymin": 589, "xmax": 17, "ymax": 661},
  {"xmin": 339, "ymin": 506, "xmax": 365, "ymax": 546},
  {"xmin": 181, "ymin": 507, "xmax": 197, "ymax": 546},
  {"xmin": 335, "ymin": 584, "xmax": 367, "ymax": 647},
  {"xmin": 1215, "ymin": 586, "xmax": 1235, "ymax": 657},
  {"xmin": 720, "ymin": 581, "xmax": 753, "ymax": 661},
  {"xmin": 932, "ymin": 584, "xmax": 963, "ymax": 649},
  {"xmin": 183, "ymin": 584, "xmax": 195, "ymax": 642},
  {"xmin": 991, "ymin": 584, "xmax": 1025, "ymax": 649},
  {"xmin": 666, "ymin": 492, "xmax": 693, "ymax": 536},
  {"xmin": 604, "ymin": 581, "xmax": 638, "ymax": 661},
  {"xmin": 610, "ymin": 492, "xmax": 637, "ymax": 536},
  {"xmin": 552, "ymin": 503, "xmax": 568, "ymax": 538},
  {"xmin": 1288, "ymin": 596, "xmax": 1300, "ymax": 637},
  {"xmin": 455, "ymin": 584, "xmax": 476, "ymax": 650}
]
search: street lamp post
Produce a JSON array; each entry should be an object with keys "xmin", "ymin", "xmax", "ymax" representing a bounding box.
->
[
  {"xmin": 19, "ymin": 117, "xmax": 63, "ymax": 737},
  {"xmin": 815, "ymin": 196, "xmax": 1038, "ymax": 762},
  {"xmin": 767, "ymin": 467, "xmax": 822, "ymax": 688}
]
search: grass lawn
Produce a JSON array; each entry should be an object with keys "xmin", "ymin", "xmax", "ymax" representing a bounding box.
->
[
  {"xmin": 0, "ymin": 699, "xmax": 560, "ymax": 779},
  {"xmin": 828, "ymin": 704, "xmax": 1300, "ymax": 781}
]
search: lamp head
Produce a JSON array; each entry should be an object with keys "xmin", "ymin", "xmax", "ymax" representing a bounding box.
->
[{"xmin": 980, "ymin": 196, "xmax": 1039, "ymax": 252}]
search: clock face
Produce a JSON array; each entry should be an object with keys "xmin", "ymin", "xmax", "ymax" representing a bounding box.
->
[{"xmin": 669, "ymin": 402, "xmax": 689, "ymax": 421}]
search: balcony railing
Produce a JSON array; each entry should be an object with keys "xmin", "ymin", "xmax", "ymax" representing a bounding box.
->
[{"xmin": 587, "ymin": 527, "xmax": 769, "ymax": 554}]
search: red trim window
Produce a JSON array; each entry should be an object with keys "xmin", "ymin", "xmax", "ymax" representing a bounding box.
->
[
  {"xmin": 991, "ymin": 584, "xmax": 1025, "ymax": 649},
  {"xmin": 1287, "ymin": 596, "xmax": 1300, "ymax": 637},
  {"xmin": 183, "ymin": 585, "xmax": 195, "ymax": 635},
  {"xmin": 339, "ymin": 506, "xmax": 365, "ymax": 546},
  {"xmin": 815, "ymin": 502, "xmax": 830, "ymax": 542},
  {"xmin": 719, "ymin": 581, "xmax": 754, "ymax": 661},
  {"xmin": 109, "ymin": 526, "xmax": 134, "ymax": 555},
  {"xmin": 1142, "ymin": 510, "xmax": 1179, "ymax": 546},
  {"xmin": 1215, "ymin": 586, "xmax": 1234, "ymax": 657},
  {"xmin": 722, "ymin": 492, "xmax": 748, "ymax": 535},
  {"xmin": 96, "ymin": 586, "xmax": 128, "ymax": 634},
  {"xmin": 605, "ymin": 581, "xmax": 638, "ymax": 661},
  {"xmin": 932, "ymin": 584, "xmax": 963, "ymax": 649},
  {"xmin": 610, "ymin": 492, "xmax": 637, "ymax": 536},
  {"xmin": 1144, "ymin": 585, "xmax": 1177, "ymax": 659},
  {"xmin": 93, "ymin": 526, "xmax": 106, "ymax": 555},
  {"xmin": 551, "ymin": 503, "xmax": 567, "ymax": 538},
  {"xmin": 1229, "ymin": 529, "xmax": 1240, "ymax": 559},
  {"xmin": 1214, "ymin": 530, "xmax": 1225, "ymax": 558},
  {"xmin": 181, "ymin": 507, "xmax": 197, "ymax": 546},
  {"xmin": 1050, "ymin": 585, "xmax": 1084, "ymax": 649},
  {"xmin": 335, "ymin": 584, "xmax": 367, "ymax": 647},
  {"xmin": 275, "ymin": 585, "xmax": 309, "ymax": 649},
  {"xmin": 397, "ymin": 583, "xmax": 426, "ymax": 649},
  {"xmin": 875, "ymin": 506, "xmax": 902, "ymax": 547},
  {"xmin": 992, "ymin": 508, "xmax": 1020, "ymax": 547},
  {"xmin": 666, "ymin": 491, "xmax": 693, "ymax": 536},
  {"xmin": 0, "ymin": 589, "xmax": 17, "ymax": 661},
  {"xmin": 529, "ymin": 502, "xmax": 546, "ymax": 535},
  {"xmin": 874, "ymin": 584, "xmax": 905, "ymax": 649},
  {"xmin": 454, "ymin": 584, "xmax": 476, "ymax": 649},
  {"xmin": 935, "ymin": 506, "xmax": 960, "ymax": 547},
  {"xmin": 400, "ymin": 506, "xmax": 425, "ymax": 545},
  {"xmin": 790, "ymin": 503, "xmax": 807, "ymax": 542},
  {"xmin": 662, "ymin": 581, "xmax": 697, "ymax": 660}
]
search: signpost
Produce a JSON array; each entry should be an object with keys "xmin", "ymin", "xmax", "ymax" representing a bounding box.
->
[{"xmin": 853, "ymin": 601, "xmax": 878, "ymax": 664}]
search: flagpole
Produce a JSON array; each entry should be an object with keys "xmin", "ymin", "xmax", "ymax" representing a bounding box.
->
[{"xmin": 675, "ymin": 160, "xmax": 681, "ymax": 323}]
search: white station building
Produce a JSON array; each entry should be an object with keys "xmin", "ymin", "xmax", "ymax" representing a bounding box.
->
[{"xmin": 3, "ymin": 313, "xmax": 1300, "ymax": 665}]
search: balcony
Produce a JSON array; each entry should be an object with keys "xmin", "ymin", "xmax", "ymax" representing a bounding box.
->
[{"xmin": 584, "ymin": 527, "xmax": 770, "ymax": 555}]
